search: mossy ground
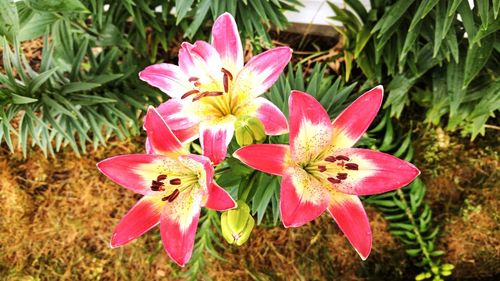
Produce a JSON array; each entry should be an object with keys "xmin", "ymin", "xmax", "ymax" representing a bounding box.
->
[{"xmin": 0, "ymin": 124, "xmax": 498, "ymax": 280}]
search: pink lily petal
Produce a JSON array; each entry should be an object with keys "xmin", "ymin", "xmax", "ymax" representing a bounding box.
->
[
  {"xmin": 144, "ymin": 106, "xmax": 186, "ymax": 156},
  {"xmin": 178, "ymin": 41, "xmax": 223, "ymax": 88},
  {"xmin": 160, "ymin": 190, "xmax": 203, "ymax": 267},
  {"xmin": 204, "ymin": 181, "xmax": 237, "ymax": 211},
  {"xmin": 233, "ymin": 144, "xmax": 290, "ymax": 176},
  {"xmin": 138, "ymin": 63, "xmax": 192, "ymax": 98},
  {"xmin": 200, "ymin": 119, "xmax": 235, "ymax": 165},
  {"xmin": 211, "ymin": 12, "xmax": 243, "ymax": 75},
  {"xmin": 332, "ymin": 86, "xmax": 384, "ymax": 148},
  {"xmin": 110, "ymin": 195, "xmax": 163, "ymax": 247},
  {"xmin": 280, "ymin": 166, "xmax": 330, "ymax": 228},
  {"xmin": 254, "ymin": 97, "xmax": 289, "ymax": 135},
  {"xmin": 156, "ymin": 99, "xmax": 200, "ymax": 143},
  {"xmin": 289, "ymin": 90, "xmax": 333, "ymax": 162},
  {"xmin": 232, "ymin": 47, "xmax": 292, "ymax": 99},
  {"xmin": 180, "ymin": 154, "xmax": 214, "ymax": 188},
  {"xmin": 97, "ymin": 154, "xmax": 169, "ymax": 195},
  {"xmin": 327, "ymin": 148, "xmax": 420, "ymax": 196},
  {"xmin": 327, "ymin": 192, "xmax": 372, "ymax": 260}
]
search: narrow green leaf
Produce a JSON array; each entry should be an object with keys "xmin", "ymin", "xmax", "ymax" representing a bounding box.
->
[{"xmin": 463, "ymin": 34, "xmax": 494, "ymax": 88}]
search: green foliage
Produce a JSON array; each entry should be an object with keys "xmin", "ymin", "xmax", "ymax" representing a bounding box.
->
[
  {"xmin": 0, "ymin": 0, "xmax": 299, "ymax": 156},
  {"xmin": 329, "ymin": 0, "xmax": 499, "ymax": 139},
  {"xmin": 362, "ymin": 114, "xmax": 453, "ymax": 280},
  {"xmin": 174, "ymin": 0, "xmax": 301, "ymax": 49}
]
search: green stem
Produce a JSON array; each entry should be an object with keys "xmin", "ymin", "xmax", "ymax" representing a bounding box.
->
[
  {"xmin": 396, "ymin": 189, "xmax": 435, "ymax": 267},
  {"xmin": 239, "ymin": 172, "xmax": 257, "ymax": 202}
]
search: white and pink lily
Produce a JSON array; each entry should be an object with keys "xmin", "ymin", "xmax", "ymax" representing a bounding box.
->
[
  {"xmin": 97, "ymin": 107, "xmax": 236, "ymax": 266},
  {"xmin": 234, "ymin": 87, "xmax": 420, "ymax": 259},
  {"xmin": 139, "ymin": 13, "xmax": 291, "ymax": 165}
]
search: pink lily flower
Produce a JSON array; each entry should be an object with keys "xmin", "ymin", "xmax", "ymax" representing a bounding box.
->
[
  {"xmin": 233, "ymin": 87, "xmax": 420, "ymax": 260},
  {"xmin": 139, "ymin": 12, "xmax": 292, "ymax": 165},
  {"xmin": 97, "ymin": 107, "xmax": 236, "ymax": 267}
]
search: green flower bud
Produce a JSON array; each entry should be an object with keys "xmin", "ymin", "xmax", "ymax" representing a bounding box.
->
[
  {"xmin": 234, "ymin": 116, "xmax": 266, "ymax": 147},
  {"xmin": 221, "ymin": 201, "xmax": 255, "ymax": 246}
]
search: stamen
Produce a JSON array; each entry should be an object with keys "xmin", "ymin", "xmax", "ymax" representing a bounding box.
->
[
  {"xmin": 157, "ymin": 174, "xmax": 167, "ymax": 181},
  {"xmin": 336, "ymin": 155, "xmax": 350, "ymax": 161},
  {"xmin": 192, "ymin": 91, "xmax": 224, "ymax": 102},
  {"xmin": 181, "ymin": 89, "xmax": 200, "ymax": 99},
  {"xmin": 325, "ymin": 156, "xmax": 336, "ymax": 162},
  {"xmin": 345, "ymin": 163, "xmax": 359, "ymax": 170},
  {"xmin": 318, "ymin": 165, "xmax": 326, "ymax": 172},
  {"xmin": 328, "ymin": 177, "xmax": 341, "ymax": 184},
  {"xmin": 223, "ymin": 74, "xmax": 228, "ymax": 93},
  {"xmin": 152, "ymin": 180, "xmax": 164, "ymax": 186},
  {"xmin": 162, "ymin": 196, "xmax": 170, "ymax": 201},
  {"xmin": 168, "ymin": 189, "xmax": 180, "ymax": 202},
  {"xmin": 221, "ymin": 68, "xmax": 233, "ymax": 80},
  {"xmin": 336, "ymin": 173, "xmax": 348, "ymax": 180},
  {"xmin": 170, "ymin": 178, "xmax": 181, "ymax": 185},
  {"xmin": 193, "ymin": 81, "xmax": 201, "ymax": 87},
  {"xmin": 188, "ymin": 77, "xmax": 199, "ymax": 82}
]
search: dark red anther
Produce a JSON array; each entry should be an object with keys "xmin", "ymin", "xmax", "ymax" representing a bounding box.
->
[
  {"xmin": 325, "ymin": 156, "xmax": 336, "ymax": 162},
  {"xmin": 168, "ymin": 189, "xmax": 180, "ymax": 202},
  {"xmin": 318, "ymin": 165, "xmax": 326, "ymax": 172},
  {"xmin": 328, "ymin": 177, "xmax": 341, "ymax": 184},
  {"xmin": 192, "ymin": 91, "xmax": 224, "ymax": 101},
  {"xmin": 170, "ymin": 178, "xmax": 181, "ymax": 185},
  {"xmin": 157, "ymin": 174, "xmax": 167, "ymax": 181},
  {"xmin": 162, "ymin": 196, "xmax": 170, "ymax": 201},
  {"xmin": 188, "ymin": 77, "xmax": 199, "ymax": 82},
  {"xmin": 181, "ymin": 89, "xmax": 200, "ymax": 99},
  {"xmin": 223, "ymin": 73, "xmax": 229, "ymax": 93},
  {"xmin": 336, "ymin": 155, "xmax": 350, "ymax": 161},
  {"xmin": 151, "ymin": 185, "xmax": 160, "ymax": 191},
  {"xmin": 152, "ymin": 180, "xmax": 164, "ymax": 187},
  {"xmin": 194, "ymin": 81, "xmax": 201, "ymax": 87},
  {"xmin": 221, "ymin": 68, "xmax": 233, "ymax": 80},
  {"xmin": 336, "ymin": 173, "xmax": 348, "ymax": 180},
  {"xmin": 345, "ymin": 163, "xmax": 359, "ymax": 170}
]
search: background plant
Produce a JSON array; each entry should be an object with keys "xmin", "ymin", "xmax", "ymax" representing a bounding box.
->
[
  {"xmin": 0, "ymin": 0, "xmax": 299, "ymax": 157},
  {"xmin": 329, "ymin": 0, "xmax": 499, "ymax": 139}
]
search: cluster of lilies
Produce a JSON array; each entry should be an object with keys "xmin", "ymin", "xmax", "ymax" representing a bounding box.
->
[{"xmin": 97, "ymin": 13, "xmax": 420, "ymax": 267}]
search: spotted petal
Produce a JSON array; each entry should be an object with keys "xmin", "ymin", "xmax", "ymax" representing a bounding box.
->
[
  {"xmin": 97, "ymin": 154, "xmax": 172, "ymax": 195},
  {"xmin": 110, "ymin": 195, "xmax": 163, "ymax": 247},
  {"xmin": 160, "ymin": 190, "xmax": 203, "ymax": 267},
  {"xmin": 331, "ymin": 86, "xmax": 384, "ymax": 148},
  {"xmin": 139, "ymin": 63, "xmax": 192, "ymax": 98},
  {"xmin": 204, "ymin": 181, "xmax": 237, "ymax": 211},
  {"xmin": 327, "ymin": 148, "xmax": 420, "ymax": 196},
  {"xmin": 234, "ymin": 144, "xmax": 290, "ymax": 176},
  {"xmin": 232, "ymin": 47, "xmax": 292, "ymax": 100},
  {"xmin": 211, "ymin": 12, "xmax": 243, "ymax": 75},
  {"xmin": 280, "ymin": 166, "xmax": 330, "ymax": 228},
  {"xmin": 327, "ymin": 191, "xmax": 372, "ymax": 260},
  {"xmin": 144, "ymin": 106, "xmax": 186, "ymax": 156},
  {"xmin": 289, "ymin": 90, "xmax": 333, "ymax": 163}
]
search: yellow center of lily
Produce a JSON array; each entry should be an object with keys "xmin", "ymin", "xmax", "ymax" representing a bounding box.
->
[{"xmin": 182, "ymin": 68, "xmax": 253, "ymax": 122}]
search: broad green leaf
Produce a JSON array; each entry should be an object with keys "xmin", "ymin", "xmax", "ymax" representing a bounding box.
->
[
  {"xmin": 0, "ymin": 0, "xmax": 19, "ymax": 42},
  {"xmin": 463, "ymin": 34, "xmax": 494, "ymax": 88},
  {"xmin": 175, "ymin": 0, "xmax": 195, "ymax": 24},
  {"xmin": 408, "ymin": 0, "xmax": 439, "ymax": 31},
  {"xmin": 477, "ymin": 0, "xmax": 489, "ymax": 27},
  {"xmin": 373, "ymin": 0, "xmax": 415, "ymax": 36},
  {"xmin": 457, "ymin": 0, "xmax": 477, "ymax": 43},
  {"xmin": 26, "ymin": 0, "xmax": 89, "ymax": 13},
  {"xmin": 10, "ymin": 93, "xmax": 38, "ymax": 104},
  {"xmin": 61, "ymin": 82, "xmax": 101, "ymax": 94}
]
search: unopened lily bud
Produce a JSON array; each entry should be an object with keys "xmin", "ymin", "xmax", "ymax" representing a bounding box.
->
[
  {"xmin": 221, "ymin": 201, "xmax": 255, "ymax": 246},
  {"xmin": 234, "ymin": 116, "xmax": 266, "ymax": 147}
]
